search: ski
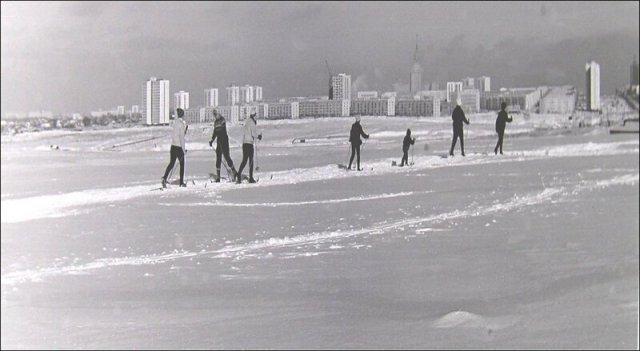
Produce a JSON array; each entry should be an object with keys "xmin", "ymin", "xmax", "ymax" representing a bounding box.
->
[
  {"xmin": 208, "ymin": 172, "xmax": 235, "ymax": 183},
  {"xmin": 238, "ymin": 175, "xmax": 259, "ymax": 183}
]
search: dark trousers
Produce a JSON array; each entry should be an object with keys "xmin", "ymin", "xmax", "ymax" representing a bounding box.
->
[
  {"xmin": 449, "ymin": 127, "xmax": 465, "ymax": 155},
  {"xmin": 216, "ymin": 141, "xmax": 235, "ymax": 170},
  {"xmin": 163, "ymin": 145, "xmax": 184, "ymax": 184},
  {"xmin": 495, "ymin": 130, "xmax": 505, "ymax": 154},
  {"xmin": 401, "ymin": 148, "xmax": 409, "ymax": 166},
  {"xmin": 348, "ymin": 143, "xmax": 361, "ymax": 169},
  {"xmin": 237, "ymin": 143, "xmax": 255, "ymax": 180}
]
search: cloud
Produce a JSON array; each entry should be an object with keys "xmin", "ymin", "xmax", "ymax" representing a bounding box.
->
[{"xmin": 351, "ymin": 75, "xmax": 369, "ymax": 94}]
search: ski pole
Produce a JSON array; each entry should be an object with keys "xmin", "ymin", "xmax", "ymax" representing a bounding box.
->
[
  {"xmin": 255, "ymin": 139, "xmax": 260, "ymax": 172},
  {"xmin": 411, "ymin": 142, "xmax": 414, "ymax": 166},
  {"xmin": 345, "ymin": 142, "xmax": 351, "ymax": 167}
]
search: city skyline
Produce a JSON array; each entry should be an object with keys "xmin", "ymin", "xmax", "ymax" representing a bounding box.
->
[{"xmin": 1, "ymin": 1, "xmax": 638, "ymax": 116}]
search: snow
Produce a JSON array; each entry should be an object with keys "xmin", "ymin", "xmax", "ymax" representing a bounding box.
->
[{"xmin": 1, "ymin": 115, "xmax": 638, "ymax": 349}]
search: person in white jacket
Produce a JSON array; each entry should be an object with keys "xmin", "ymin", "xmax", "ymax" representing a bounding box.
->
[
  {"xmin": 236, "ymin": 111, "xmax": 262, "ymax": 183},
  {"xmin": 161, "ymin": 108, "xmax": 188, "ymax": 188}
]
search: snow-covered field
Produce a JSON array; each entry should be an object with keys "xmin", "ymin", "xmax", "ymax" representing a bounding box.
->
[{"xmin": 1, "ymin": 114, "xmax": 638, "ymax": 349}]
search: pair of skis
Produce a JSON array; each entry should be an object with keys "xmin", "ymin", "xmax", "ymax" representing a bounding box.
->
[{"xmin": 151, "ymin": 179, "xmax": 195, "ymax": 191}]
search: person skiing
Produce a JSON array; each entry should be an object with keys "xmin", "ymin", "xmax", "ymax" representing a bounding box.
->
[
  {"xmin": 449, "ymin": 97, "xmax": 470, "ymax": 156},
  {"xmin": 161, "ymin": 108, "xmax": 188, "ymax": 188},
  {"xmin": 236, "ymin": 111, "xmax": 262, "ymax": 184},
  {"xmin": 209, "ymin": 109, "xmax": 238, "ymax": 182},
  {"xmin": 348, "ymin": 116, "xmax": 370, "ymax": 171},
  {"xmin": 494, "ymin": 102, "xmax": 513, "ymax": 155},
  {"xmin": 400, "ymin": 128, "xmax": 416, "ymax": 167}
]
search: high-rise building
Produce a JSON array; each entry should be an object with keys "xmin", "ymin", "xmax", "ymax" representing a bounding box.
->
[
  {"xmin": 631, "ymin": 56, "xmax": 639, "ymax": 86},
  {"xmin": 330, "ymin": 73, "xmax": 351, "ymax": 100},
  {"xmin": 131, "ymin": 105, "xmax": 140, "ymax": 114},
  {"xmin": 255, "ymin": 86, "xmax": 263, "ymax": 101},
  {"xmin": 142, "ymin": 77, "xmax": 170, "ymax": 125},
  {"xmin": 226, "ymin": 85, "xmax": 240, "ymax": 105},
  {"xmin": 476, "ymin": 76, "xmax": 491, "ymax": 92},
  {"xmin": 410, "ymin": 38, "xmax": 423, "ymax": 93},
  {"xmin": 240, "ymin": 85, "xmax": 254, "ymax": 104},
  {"xmin": 204, "ymin": 88, "xmax": 219, "ymax": 108},
  {"xmin": 174, "ymin": 91, "xmax": 189, "ymax": 110},
  {"xmin": 116, "ymin": 106, "xmax": 125, "ymax": 115},
  {"xmin": 446, "ymin": 81, "xmax": 463, "ymax": 102},
  {"xmin": 585, "ymin": 61, "xmax": 600, "ymax": 111},
  {"xmin": 462, "ymin": 77, "xmax": 475, "ymax": 90}
]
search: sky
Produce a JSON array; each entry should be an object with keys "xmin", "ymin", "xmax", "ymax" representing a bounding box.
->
[{"xmin": 1, "ymin": 1, "xmax": 638, "ymax": 116}]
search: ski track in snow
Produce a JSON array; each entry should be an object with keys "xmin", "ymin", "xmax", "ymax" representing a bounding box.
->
[
  {"xmin": 1, "ymin": 139, "xmax": 637, "ymax": 224},
  {"xmin": 2, "ymin": 173, "xmax": 637, "ymax": 287},
  {"xmin": 158, "ymin": 191, "xmax": 431, "ymax": 207},
  {"xmin": 432, "ymin": 310, "xmax": 519, "ymax": 331}
]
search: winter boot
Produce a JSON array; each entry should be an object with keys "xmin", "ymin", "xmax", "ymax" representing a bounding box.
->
[
  {"xmin": 215, "ymin": 169, "xmax": 221, "ymax": 183},
  {"xmin": 231, "ymin": 167, "xmax": 238, "ymax": 182}
]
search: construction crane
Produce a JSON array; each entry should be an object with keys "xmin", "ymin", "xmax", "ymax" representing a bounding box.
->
[{"xmin": 325, "ymin": 60, "xmax": 333, "ymax": 99}]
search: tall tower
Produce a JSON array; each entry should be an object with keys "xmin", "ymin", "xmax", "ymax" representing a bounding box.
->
[
  {"xmin": 142, "ymin": 77, "xmax": 170, "ymax": 125},
  {"xmin": 205, "ymin": 88, "xmax": 219, "ymax": 108},
  {"xmin": 174, "ymin": 91, "xmax": 189, "ymax": 110},
  {"xmin": 255, "ymin": 86, "xmax": 263, "ymax": 101},
  {"xmin": 410, "ymin": 35, "xmax": 424, "ymax": 94},
  {"xmin": 585, "ymin": 61, "xmax": 600, "ymax": 111},
  {"xmin": 330, "ymin": 73, "xmax": 351, "ymax": 100},
  {"xmin": 226, "ymin": 85, "xmax": 240, "ymax": 105},
  {"xmin": 476, "ymin": 76, "xmax": 491, "ymax": 92},
  {"xmin": 240, "ymin": 85, "xmax": 255, "ymax": 104}
]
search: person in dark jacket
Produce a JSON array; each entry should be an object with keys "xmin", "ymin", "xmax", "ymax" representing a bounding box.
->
[
  {"xmin": 449, "ymin": 98, "xmax": 470, "ymax": 156},
  {"xmin": 400, "ymin": 128, "xmax": 416, "ymax": 167},
  {"xmin": 348, "ymin": 116, "xmax": 369, "ymax": 171},
  {"xmin": 209, "ymin": 110, "xmax": 238, "ymax": 182},
  {"xmin": 494, "ymin": 102, "xmax": 513, "ymax": 155}
]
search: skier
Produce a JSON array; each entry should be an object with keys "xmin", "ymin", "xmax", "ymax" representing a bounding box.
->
[
  {"xmin": 161, "ymin": 108, "xmax": 188, "ymax": 188},
  {"xmin": 400, "ymin": 128, "xmax": 415, "ymax": 167},
  {"xmin": 348, "ymin": 116, "xmax": 370, "ymax": 171},
  {"xmin": 494, "ymin": 102, "xmax": 513, "ymax": 155},
  {"xmin": 209, "ymin": 109, "xmax": 238, "ymax": 182},
  {"xmin": 449, "ymin": 97, "xmax": 470, "ymax": 156},
  {"xmin": 236, "ymin": 111, "xmax": 262, "ymax": 184}
]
